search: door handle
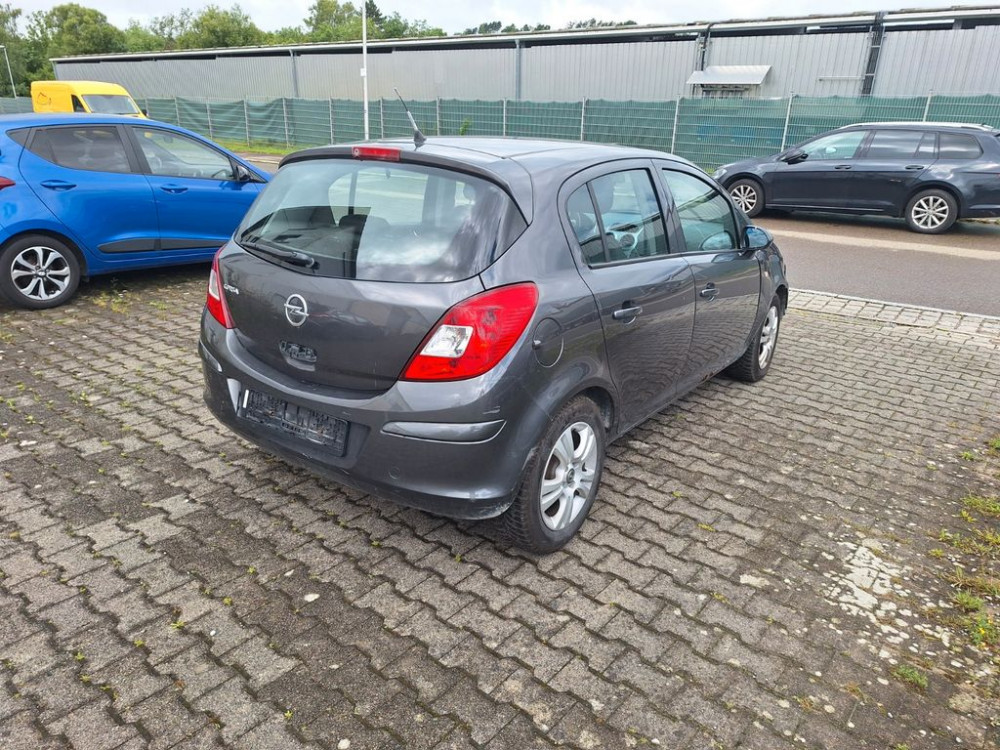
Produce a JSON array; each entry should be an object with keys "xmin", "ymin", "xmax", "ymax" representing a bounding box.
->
[
  {"xmin": 833, "ymin": 164, "xmax": 852, "ymax": 170},
  {"xmin": 699, "ymin": 285, "xmax": 719, "ymax": 299},
  {"xmin": 160, "ymin": 185, "xmax": 188, "ymax": 194},
  {"xmin": 905, "ymin": 165, "xmax": 925, "ymax": 170},
  {"xmin": 611, "ymin": 305, "xmax": 642, "ymax": 321},
  {"xmin": 40, "ymin": 179, "xmax": 76, "ymax": 190}
]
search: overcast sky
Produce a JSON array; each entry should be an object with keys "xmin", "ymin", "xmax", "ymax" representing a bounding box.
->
[{"xmin": 13, "ymin": 0, "xmax": 983, "ymax": 33}]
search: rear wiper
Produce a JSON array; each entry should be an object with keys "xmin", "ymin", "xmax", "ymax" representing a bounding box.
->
[{"xmin": 238, "ymin": 237, "xmax": 315, "ymax": 268}]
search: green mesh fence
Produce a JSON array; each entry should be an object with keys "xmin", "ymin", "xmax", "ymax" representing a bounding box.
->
[
  {"xmin": 507, "ymin": 100, "xmax": 583, "ymax": 141},
  {"xmin": 926, "ymin": 95, "xmax": 1000, "ymax": 128},
  {"xmin": 439, "ymin": 100, "xmax": 505, "ymax": 136},
  {"xmin": 674, "ymin": 98, "xmax": 790, "ymax": 172},
  {"xmin": 784, "ymin": 96, "xmax": 927, "ymax": 147},
  {"xmin": 584, "ymin": 100, "xmax": 676, "ymax": 150},
  {"xmin": 0, "ymin": 97, "xmax": 34, "ymax": 114},
  {"xmin": 128, "ymin": 94, "xmax": 1000, "ymax": 170}
]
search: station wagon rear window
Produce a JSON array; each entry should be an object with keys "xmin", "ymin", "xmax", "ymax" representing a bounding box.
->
[{"xmin": 237, "ymin": 159, "xmax": 525, "ymax": 282}]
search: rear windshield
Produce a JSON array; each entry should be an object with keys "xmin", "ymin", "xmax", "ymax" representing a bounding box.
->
[
  {"xmin": 82, "ymin": 94, "xmax": 140, "ymax": 115},
  {"xmin": 237, "ymin": 159, "xmax": 526, "ymax": 282}
]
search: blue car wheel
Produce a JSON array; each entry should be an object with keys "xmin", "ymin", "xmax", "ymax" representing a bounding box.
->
[{"xmin": 0, "ymin": 234, "xmax": 81, "ymax": 309}]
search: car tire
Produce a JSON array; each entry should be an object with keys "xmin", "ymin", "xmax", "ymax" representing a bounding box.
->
[
  {"xmin": 728, "ymin": 178, "xmax": 764, "ymax": 218},
  {"xmin": 500, "ymin": 396, "xmax": 606, "ymax": 554},
  {"xmin": 0, "ymin": 235, "xmax": 81, "ymax": 309},
  {"xmin": 905, "ymin": 189, "xmax": 957, "ymax": 234},
  {"xmin": 725, "ymin": 295, "xmax": 781, "ymax": 383}
]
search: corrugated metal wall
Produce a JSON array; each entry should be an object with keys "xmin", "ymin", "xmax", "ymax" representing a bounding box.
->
[
  {"xmin": 520, "ymin": 41, "xmax": 698, "ymax": 101},
  {"xmin": 708, "ymin": 33, "xmax": 871, "ymax": 97},
  {"xmin": 53, "ymin": 21, "xmax": 1000, "ymax": 101},
  {"xmin": 875, "ymin": 26, "xmax": 1000, "ymax": 96}
]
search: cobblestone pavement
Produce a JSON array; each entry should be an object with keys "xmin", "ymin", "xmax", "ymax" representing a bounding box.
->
[{"xmin": 1, "ymin": 268, "xmax": 998, "ymax": 750}]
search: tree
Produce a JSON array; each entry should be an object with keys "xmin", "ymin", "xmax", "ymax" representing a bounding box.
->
[
  {"xmin": 177, "ymin": 5, "xmax": 264, "ymax": 49},
  {"xmin": 0, "ymin": 4, "xmax": 27, "ymax": 94},
  {"xmin": 25, "ymin": 3, "xmax": 127, "ymax": 80}
]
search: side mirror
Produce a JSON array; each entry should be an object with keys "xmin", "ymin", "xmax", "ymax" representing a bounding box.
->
[
  {"xmin": 140, "ymin": 108, "xmax": 148, "ymax": 117},
  {"xmin": 744, "ymin": 225, "xmax": 773, "ymax": 249},
  {"xmin": 781, "ymin": 149, "xmax": 807, "ymax": 165},
  {"xmin": 235, "ymin": 163, "xmax": 254, "ymax": 183}
]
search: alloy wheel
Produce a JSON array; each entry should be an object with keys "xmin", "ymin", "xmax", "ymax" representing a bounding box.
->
[
  {"xmin": 731, "ymin": 184, "xmax": 759, "ymax": 214},
  {"xmin": 758, "ymin": 304, "xmax": 779, "ymax": 369},
  {"xmin": 910, "ymin": 195, "xmax": 950, "ymax": 230},
  {"xmin": 10, "ymin": 245, "xmax": 72, "ymax": 302},
  {"xmin": 539, "ymin": 421, "xmax": 598, "ymax": 531}
]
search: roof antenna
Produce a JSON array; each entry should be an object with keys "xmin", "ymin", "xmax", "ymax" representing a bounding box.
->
[{"xmin": 394, "ymin": 87, "xmax": 426, "ymax": 147}]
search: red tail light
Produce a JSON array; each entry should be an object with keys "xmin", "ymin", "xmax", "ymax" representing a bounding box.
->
[
  {"xmin": 206, "ymin": 250, "xmax": 234, "ymax": 329},
  {"xmin": 402, "ymin": 283, "xmax": 538, "ymax": 381},
  {"xmin": 0, "ymin": 177, "xmax": 15, "ymax": 190},
  {"xmin": 352, "ymin": 146, "xmax": 401, "ymax": 162}
]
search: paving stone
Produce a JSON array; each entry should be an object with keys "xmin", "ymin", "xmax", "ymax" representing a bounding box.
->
[{"xmin": 2, "ymin": 281, "xmax": 999, "ymax": 750}]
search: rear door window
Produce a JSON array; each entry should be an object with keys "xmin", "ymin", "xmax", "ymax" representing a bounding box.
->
[
  {"xmin": 565, "ymin": 170, "xmax": 668, "ymax": 266},
  {"xmin": 865, "ymin": 130, "xmax": 931, "ymax": 159},
  {"xmin": 938, "ymin": 133, "xmax": 983, "ymax": 159},
  {"xmin": 238, "ymin": 159, "xmax": 525, "ymax": 282},
  {"xmin": 26, "ymin": 126, "xmax": 132, "ymax": 174}
]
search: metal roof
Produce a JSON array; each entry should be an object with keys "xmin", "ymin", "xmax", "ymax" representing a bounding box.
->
[
  {"xmin": 49, "ymin": 6, "xmax": 1000, "ymax": 63},
  {"xmin": 687, "ymin": 65, "xmax": 771, "ymax": 86}
]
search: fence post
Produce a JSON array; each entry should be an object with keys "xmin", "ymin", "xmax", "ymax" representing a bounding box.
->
[
  {"xmin": 922, "ymin": 90, "xmax": 933, "ymax": 121},
  {"xmin": 670, "ymin": 99, "xmax": 680, "ymax": 153},
  {"xmin": 206, "ymin": 100, "xmax": 213, "ymax": 139},
  {"xmin": 580, "ymin": 98, "xmax": 586, "ymax": 141},
  {"xmin": 436, "ymin": 97, "xmax": 441, "ymax": 136},
  {"xmin": 329, "ymin": 98, "xmax": 335, "ymax": 144},
  {"xmin": 502, "ymin": 99, "xmax": 508, "ymax": 137},
  {"xmin": 282, "ymin": 97, "xmax": 290, "ymax": 147},
  {"xmin": 780, "ymin": 93, "xmax": 795, "ymax": 151},
  {"xmin": 174, "ymin": 97, "xmax": 180, "ymax": 126},
  {"xmin": 243, "ymin": 99, "xmax": 251, "ymax": 145},
  {"xmin": 379, "ymin": 99, "xmax": 385, "ymax": 139}
]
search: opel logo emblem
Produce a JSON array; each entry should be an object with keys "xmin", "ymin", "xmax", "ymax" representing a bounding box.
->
[{"xmin": 284, "ymin": 294, "xmax": 309, "ymax": 327}]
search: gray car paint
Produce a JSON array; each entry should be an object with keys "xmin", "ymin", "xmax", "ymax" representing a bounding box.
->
[{"xmin": 200, "ymin": 138, "xmax": 789, "ymax": 520}]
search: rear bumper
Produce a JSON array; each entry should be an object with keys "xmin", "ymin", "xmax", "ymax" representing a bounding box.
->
[{"xmin": 199, "ymin": 314, "xmax": 544, "ymax": 520}]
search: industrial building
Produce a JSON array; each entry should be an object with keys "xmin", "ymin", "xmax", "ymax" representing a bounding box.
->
[{"xmin": 52, "ymin": 6, "xmax": 1000, "ymax": 101}]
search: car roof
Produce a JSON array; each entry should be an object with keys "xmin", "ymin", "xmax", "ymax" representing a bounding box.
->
[
  {"xmin": 281, "ymin": 137, "xmax": 697, "ymax": 223},
  {"xmin": 0, "ymin": 113, "xmax": 158, "ymax": 128},
  {"xmin": 843, "ymin": 121, "xmax": 998, "ymax": 133}
]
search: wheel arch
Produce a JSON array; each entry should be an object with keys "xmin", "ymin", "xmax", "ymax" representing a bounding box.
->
[
  {"xmin": 903, "ymin": 182, "xmax": 964, "ymax": 218},
  {"xmin": 0, "ymin": 229, "xmax": 89, "ymax": 276},
  {"xmin": 574, "ymin": 385, "xmax": 616, "ymax": 435},
  {"xmin": 775, "ymin": 284, "xmax": 789, "ymax": 314}
]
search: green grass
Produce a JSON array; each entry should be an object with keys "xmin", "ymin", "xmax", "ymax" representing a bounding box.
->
[
  {"xmin": 965, "ymin": 612, "xmax": 999, "ymax": 649},
  {"xmin": 215, "ymin": 138, "xmax": 295, "ymax": 156},
  {"xmin": 892, "ymin": 664, "xmax": 928, "ymax": 690},
  {"xmin": 963, "ymin": 494, "xmax": 1000, "ymax": 517},
  {"xmin": 954, "ymin": 591, "xmax": 984, "ymax": 612}
]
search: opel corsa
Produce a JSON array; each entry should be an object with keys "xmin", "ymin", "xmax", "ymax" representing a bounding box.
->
[{"xmin": 200, "ymin": 138, "xmax": 789, "ymax": 552}]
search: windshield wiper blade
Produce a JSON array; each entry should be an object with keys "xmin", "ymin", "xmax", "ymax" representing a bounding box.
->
[{"xmin": 239, "ymin": 237, "xmax": 315, "ymax": 268}]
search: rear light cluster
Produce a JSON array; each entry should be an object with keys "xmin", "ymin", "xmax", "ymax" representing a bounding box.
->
[
  {"xmin": 0, "ymin": 177, "xmax": 15, "ymax": 191},
  {"xmin": 206, "ymin": 249, "xmax": 235, "ymax": 329},
  {"xmin": 402, "ymin": 283, "xmax": 538, "ymax": 381},
  {"xmin": 351, "ymin": 146, "xmax": 401, "ymax": 162}
]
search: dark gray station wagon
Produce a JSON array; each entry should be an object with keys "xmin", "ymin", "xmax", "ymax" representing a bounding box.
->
[{"xmin": 200, "ymin": 138, "xmax": 788, "ymax": 552}]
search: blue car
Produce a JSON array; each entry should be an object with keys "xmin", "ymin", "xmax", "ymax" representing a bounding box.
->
[{"xmin": 0, "ymin": 114, "xmax": 269, "ymax": 309}]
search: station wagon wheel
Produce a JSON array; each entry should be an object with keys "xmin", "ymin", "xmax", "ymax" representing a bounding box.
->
[
  {"xmin": 0, "ymin": 235, "xmax": 81, "ymax": 310},
  {"xmin": 728, "ymin": 178, "xmax": 764, "ymax": 218},
  {"xmin": 757, "ymin": 304, "xmax": 779, "ymax": 370},
  {"xmin": 501, "ymin": 396, "xmax": 606, "ymax": 553},
  {"xmin": 905, "ymin": 189, "xmax": 957, "ymax": 234}
]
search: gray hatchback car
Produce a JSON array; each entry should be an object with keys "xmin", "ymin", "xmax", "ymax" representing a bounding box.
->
[{"xmin": 200, "ymin": 138, "xmax": 789, "ymax": 552}]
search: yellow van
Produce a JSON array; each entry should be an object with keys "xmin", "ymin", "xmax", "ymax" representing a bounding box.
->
[{"xmin": 31, "ymin": 81, "xmax": 146, "ymax": 118}]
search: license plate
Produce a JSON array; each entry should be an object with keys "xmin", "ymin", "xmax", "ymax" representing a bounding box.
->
[{"xmin": 239, "ymin": 389, "xmax": 349, "ymax": 456}]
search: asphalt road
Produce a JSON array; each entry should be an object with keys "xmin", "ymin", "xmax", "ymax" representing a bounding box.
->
[
  {"xmin": 755, "ymin": 213, "xmax": 1000, "ymax": 317},
  {"xmin": 245, "ymin": 156, "xmax": 1000, "ymax": 317}
]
